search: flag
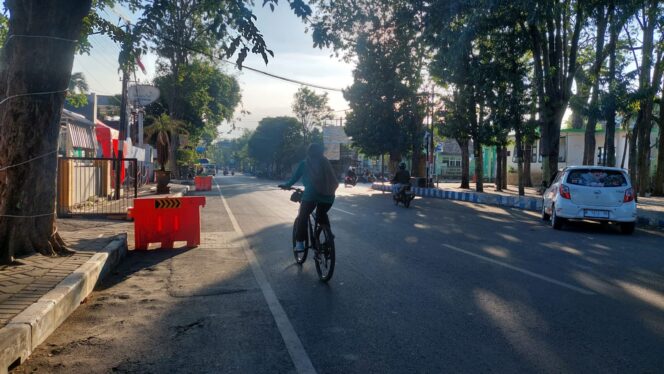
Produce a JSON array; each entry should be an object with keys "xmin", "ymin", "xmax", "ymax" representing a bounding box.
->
[{"xmin": 135, "ymin": 56, "xmax": 147, "ymax": 74}]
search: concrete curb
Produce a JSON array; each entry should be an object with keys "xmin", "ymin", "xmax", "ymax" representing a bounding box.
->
[
  {"xmin": 0, "ymin": 234, "xmax": 127, "ymax": 374},
  {"xmin": 372, "ymin": 183, "xmax": 664, "ymax": 229}
]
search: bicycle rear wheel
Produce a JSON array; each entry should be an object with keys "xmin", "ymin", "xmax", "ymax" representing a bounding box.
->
[
  {"xmin": 292, "ymin": 218, "xmax": 308, "ymax": 264},
  {"xmin": 314, "ymin": 225, "xmax": 335, "ymax": 282}
]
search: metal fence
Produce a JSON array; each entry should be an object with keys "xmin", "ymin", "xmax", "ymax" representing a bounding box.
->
[{"xmin": 57, "ymin": 157, "xmax": 138, "ymax": 217}]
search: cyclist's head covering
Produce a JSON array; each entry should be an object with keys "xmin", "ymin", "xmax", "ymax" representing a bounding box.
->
[
  {"xmin": 306, "ymin": 143, "xmax": 338, "ymax": 196},
  {"xmin": 307, "ymin": 143, "xmax": 324, "ymax": 159}
]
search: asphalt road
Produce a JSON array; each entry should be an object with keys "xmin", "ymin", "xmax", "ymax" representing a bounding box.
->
[{"xmin": 14, "ymin": 174, "xmax": 664, "ymax": 373}]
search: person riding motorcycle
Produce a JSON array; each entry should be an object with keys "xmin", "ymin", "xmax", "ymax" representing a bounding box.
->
[
  {"xmin": 391, "ymin": 163, "xmax": 411, "ymax": 196},
  {"xmin": 345, "ymin": 167, "xmax": 357, "ymax": 186}
]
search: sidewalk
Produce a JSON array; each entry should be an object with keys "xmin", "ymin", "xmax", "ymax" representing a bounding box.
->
[
  {"xmin": 372, "ymin": 182, "xmax": 664, "ymax": 229},
  {"xmin": 0, "ymin": 182, "xmax": 189, "ymax": 373}
]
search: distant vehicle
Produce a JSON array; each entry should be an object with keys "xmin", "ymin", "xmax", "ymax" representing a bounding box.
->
[
  {"xmin": 223, "ymin": 169, "xmax": 229, "ymax": 176},
  {"xmin": 202, "ymin": 164, "xmax": 216, "ymax": 176},
  {"xmin": 541, "ymin": 166, "xmax": 637, "ymax": 234},
  {"xmin": 344, "ymin": 175, "xmax": 357, "ymax": 187}
]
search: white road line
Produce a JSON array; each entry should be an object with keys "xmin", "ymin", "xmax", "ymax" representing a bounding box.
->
[
  {"xmin": 441, "ymin": 244, "xmax": 596, "ymax": 296},
  {"xmin": 214, "ymin": 182, "xmax": 317, "ymax": 374},
  {"xmin": 332, "ymin": 207, "xmax": 355, "ymax": 216}
]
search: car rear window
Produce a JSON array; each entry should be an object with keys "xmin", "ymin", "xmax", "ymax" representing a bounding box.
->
[{"xmin": 566, "ymin": 169, "xmax": 627, "ymax": 187}]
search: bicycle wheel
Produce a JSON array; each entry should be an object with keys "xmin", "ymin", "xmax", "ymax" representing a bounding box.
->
[
  {"xmin": 292, "ymin": 218, "xmax": 308, "ymax": 264},
  {"xmin": 314, "ymin": 225, "xmax": 335, "ymax": 282}
]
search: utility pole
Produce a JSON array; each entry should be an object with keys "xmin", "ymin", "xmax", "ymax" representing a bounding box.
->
[{"xmin": 115, "ymin": 24, "xmax": 130, "ymax": 200}]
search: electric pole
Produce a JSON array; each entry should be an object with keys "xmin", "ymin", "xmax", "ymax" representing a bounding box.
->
[{"xmin": 115, "ymin": 24, "xmax": 130, "ymax": 200}]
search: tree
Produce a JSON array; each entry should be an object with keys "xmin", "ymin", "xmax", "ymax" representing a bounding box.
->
[
  {"xmin": 0, "ymin": 0, "xmax": 93, "ymax": 263},
  {"xmin": 523, "ymin": 0, "xmax": 585, "ymax": 185},
  {"xmin": 311, "ymin": 0, "xmax": 427, "ymax": 174},
  {"xmin": 0, "ymin": 0, "xmax": 312, "ymax": 264},
  {"xmin": 151, "ymin": 59, "xmax": 241, "ymax": 170},
  {"xmin": 628, "ymin": 0, "xmax": 664, "ymax": 196},
  {"xmin": 343, "ymin": 34, "xmax": 416, "ymax": 170},
  {"xmin": 439, "ymin": 90, "xmax": 472, "ymax": 189},
  {"xmin": 291, "ymin": 87, "xmax": 332, "ymax": 141},
  {"xmin": 65, "ymin": 72, "xmax": 90, "ymax": 108},
  {"xmin": 144, "ymin": 113, "xmax": 187, "ymax": 171},
  {"xmin": 248, "ymin": 117, "xmax": 304, "ymax": 176}
]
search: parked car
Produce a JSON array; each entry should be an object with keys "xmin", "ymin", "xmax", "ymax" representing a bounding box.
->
[{"xmin": 541, "ymin": 166, "xmax": 637, "ymax": 234}]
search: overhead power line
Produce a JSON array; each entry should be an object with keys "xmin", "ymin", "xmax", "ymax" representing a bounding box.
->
[{"xmin": 134, "ymin": 24, "xmax": 345, "ymax": 92}]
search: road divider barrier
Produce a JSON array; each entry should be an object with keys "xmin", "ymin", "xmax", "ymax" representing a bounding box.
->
[
  {"xmin": 372, "ymin": 183, "xmax": 542, "ymax": 212},
  {"xmin": 194, "ymin": 176, "xmax": 213, "ymax": 191},
  {"xmin": 127, "ymin": 196, "xmax": 206, "ymax": 250}
]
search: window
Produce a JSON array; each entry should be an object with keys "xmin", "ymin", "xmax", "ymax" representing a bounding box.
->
[
  {"xmin": 566, "ymin": 169, "xmax": 627, "ymax": 187},
  {"xmin": 558, "ymin": 137, "xmax": 567, "ymax": 162},
  {"xmin": 511, "ymin": 143, "xmax": 537, "ymax": 163}
]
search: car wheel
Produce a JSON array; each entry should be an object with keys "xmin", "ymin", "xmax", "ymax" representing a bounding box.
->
[
  {"xmin": 551, "ymin": 205, "xmax": 566, "ymax": 230},
  {"xmin": 541, "ymin": 201, "xmax": 550, "ymax": 221},
  {"xmin": 620, "ymin": 222, "xmax": 635, "ymax": 235}
]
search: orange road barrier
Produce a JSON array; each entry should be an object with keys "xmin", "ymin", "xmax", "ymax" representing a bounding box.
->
[
  {"xmin": 127, "ymin": 196, "xmax": 206, "ymax": 250},
  {"xmin": 194, "ymin": 176, "xmax": 213, "ymax": 191}
]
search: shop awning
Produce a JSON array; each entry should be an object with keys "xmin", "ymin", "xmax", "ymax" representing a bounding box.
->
[{"xmin": 67, "ymin": 123, "xmax": 95, "ymax": 149}]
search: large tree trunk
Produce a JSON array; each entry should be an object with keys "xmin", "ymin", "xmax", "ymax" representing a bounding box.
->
[
  {"xmin": 523, "ymin": 143, "xmax": 533, "ymax": 187},
  {"xmin": 628, "ymin": 129, "xmax": 638, "ymax": 184},
  {"xmin": 541, "ymin": 106, "xmax": 565, "ymax": 185},
  {"xmin": 495, "ymin": 146, "xmax": 502, "ymax": 191},
  {"xmin": 634, "ymin": 0, "xmax": 661, "ymax": 196},
  {"xmin": 582, "ymin": 5, "xmax": 608, "ymax": 166},
  {"xmin": 604, "ymin": 2, "xmax": 619, "ymax": 167},
  {"xmin": 583, "ymin": 118, "xmax": 597, "ymax": 165},
  {"xmin": 515, "ymin": 130, "xmax": 525, "ymax": 196},
  {"xmin": 0, "ymin": 0, "xmax": 92, "ymax": 264},
  {"xmin": 458, "ymin": 139, "xmax": 470, "ymax": 189},
  {"xmin": 654, "ymin": 109, "xmax": 664, "ymax": 195},
  {"xmin": 474, "ymin": 139, "xmax": 483, "ymax": 193},
  {"xmin": 501, "ymin": 145, "xmax": 507, "ymax": 189}
]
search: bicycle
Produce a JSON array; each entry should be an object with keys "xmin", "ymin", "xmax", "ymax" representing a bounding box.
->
[{"xmin": 281, "ymin": 186, "xmax": 336, "ymax": 282}]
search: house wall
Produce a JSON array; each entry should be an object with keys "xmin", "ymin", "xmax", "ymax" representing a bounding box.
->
[{"xmin": 506, "ymin": 130, "xmax": 632, "ymax": 185}]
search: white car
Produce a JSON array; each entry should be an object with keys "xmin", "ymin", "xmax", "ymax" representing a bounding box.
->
[{"xmin": 541, "ymin": 166, "xmax": 637, "ymax": 234}]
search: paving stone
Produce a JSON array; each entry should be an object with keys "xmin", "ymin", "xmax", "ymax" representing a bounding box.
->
[{"xmin": 0, "ymin": 285, "xmax": 24, "ymax": 294}]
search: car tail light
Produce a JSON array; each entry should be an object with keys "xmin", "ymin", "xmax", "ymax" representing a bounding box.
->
[
  {"xmin": 559, "ymin": 184, "xmax": 571, "ymax": 199},
  {"xmin": 623, "ymin": 187, "xmax": 634, "ymax": 202}
]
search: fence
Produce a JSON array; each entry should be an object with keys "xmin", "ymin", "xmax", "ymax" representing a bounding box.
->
[{"xmin": 57, "ymin": 157, "xmax": 138, "ymax": 217}]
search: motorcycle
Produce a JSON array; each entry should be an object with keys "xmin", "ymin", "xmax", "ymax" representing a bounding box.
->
[
  {"xmin": 344, "ymin": 175, "xmax": 357, "ymax": 187},
  {"xmin": 393, "ymin": 184, "xmax": 415, "ymax": 208}
]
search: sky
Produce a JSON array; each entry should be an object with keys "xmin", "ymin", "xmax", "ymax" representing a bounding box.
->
[{"xmin": 71, "ymin": 4, "xmax": 354, "ymax": 139}]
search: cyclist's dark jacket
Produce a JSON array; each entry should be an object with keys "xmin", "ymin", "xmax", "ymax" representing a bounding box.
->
[
  {"xmin": 284, "ymin": 160, "xmax": 335, "ymax": 204},
  {"xmin": 392, "ymin": 169, "xmax": 411, "ymax": 184}
]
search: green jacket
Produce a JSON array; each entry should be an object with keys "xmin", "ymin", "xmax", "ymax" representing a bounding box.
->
[{"xmin": 284, "ymin": 160, "xmax": 335, "ymax": 204}]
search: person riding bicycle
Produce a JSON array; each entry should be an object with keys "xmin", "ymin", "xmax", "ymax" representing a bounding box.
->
[
  {"xmin": 391, "ymin": 162, "xmax": 411, "ymax": 196},
  {"xmin": 279, "ymin": 143, "xmax": 339, "ymax": 253}
]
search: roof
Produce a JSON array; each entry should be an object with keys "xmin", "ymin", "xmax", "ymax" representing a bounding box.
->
[{"xmin": 61, "ymin": 109, "xmax": 95, "ymax": 127}]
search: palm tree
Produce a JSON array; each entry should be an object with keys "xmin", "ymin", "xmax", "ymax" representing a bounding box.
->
[
  {"xmin": 144, "ymin": 113, "xmax": 187, "ymax": 172},
  {"xmin": 66, "ymin": 72, "xmax": 89, "ymax": 107},
  {"xmin": 68, "ymin": 72, "xmax": 89, "ymax": 93}
]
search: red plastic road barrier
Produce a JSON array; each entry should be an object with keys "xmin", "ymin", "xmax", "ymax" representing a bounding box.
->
[
  {"xmin": 194, "ymin": 176, "xmax": 213, "ymax": 191},
  {"xmin": 127, "ymin": 196, "xmax": 206, "ymax": 250}
]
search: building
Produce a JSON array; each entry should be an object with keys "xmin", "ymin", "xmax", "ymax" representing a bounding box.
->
[{"xmin": 505, "ymin": 127, "xmax": 659, "ymax": 185}]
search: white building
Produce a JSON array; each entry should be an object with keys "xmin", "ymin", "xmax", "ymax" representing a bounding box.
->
[{"xmin": 505, "ymin": 127, "xmax": 658, "ymax": 185}]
